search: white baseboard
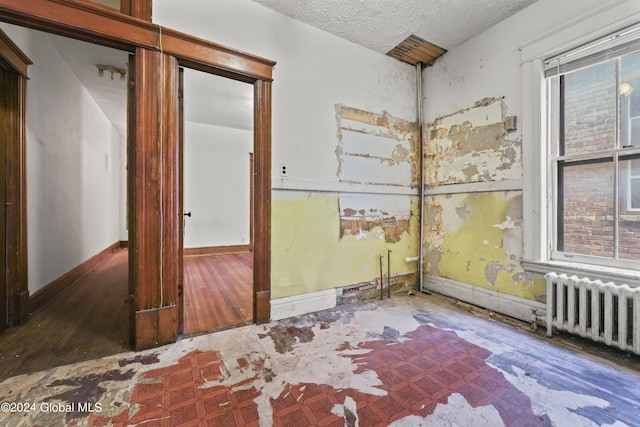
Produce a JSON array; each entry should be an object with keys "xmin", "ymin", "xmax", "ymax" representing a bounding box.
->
[
  {"xmin": 423, "ymin": 275, "xmax": 546, "ymax": 323},
  {"xmin": 270, "ymin": 288, "xmax": 337, "ymax": 321}
]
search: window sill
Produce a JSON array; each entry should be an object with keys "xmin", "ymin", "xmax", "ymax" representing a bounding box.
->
[{"xmin": 522, "ymin": 260, "xmax": 640, "ymax": 287}]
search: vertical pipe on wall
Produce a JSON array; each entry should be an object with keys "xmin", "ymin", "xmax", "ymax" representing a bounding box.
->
[
  {"xmin": 387, "ymin": 249, "xmax": 392, "ymax": 298},
  {"xmin": 416, "ymin": 62, "xmax": 431, "ymax": 295},
  {"xmin": 379, "ymin": 254, "xmax": 384, "ymax": 300}
]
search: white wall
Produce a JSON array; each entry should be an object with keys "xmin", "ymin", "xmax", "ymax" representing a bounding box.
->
[
  {"xmin": 152, "ymin": 0, "xmax": 417, "ymax": 192},
  {"xmin": 424, "ymin": 0, "xmax": 640, "ymax": 126},
  {"xmin": 183, "ymin": 122, "xmax": 252, "ymax": 248},
  {"xmin": 0, "ymin": 24, "xmax": 122, "ymax": 294},
  {"xmin": 153, "ymin": 0, "xmax": 419, "ymax": 303}
]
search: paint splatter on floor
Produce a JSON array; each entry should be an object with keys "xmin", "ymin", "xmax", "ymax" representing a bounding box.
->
[{"xmin": 1, "ymin": 295, "xmax": 639, "ymax": 426}]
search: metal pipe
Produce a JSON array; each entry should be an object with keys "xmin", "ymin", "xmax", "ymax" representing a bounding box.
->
[
  {"xmin": 416, "ymin": 62, "xmax": 431, "ymax": 295},
  {"xmin": 379, "ymin": 254, "xmax": 384, "ymax": 300},
  {"xmin": 387, "ymin": 249, "xmax": 392, "ymax": 298}
]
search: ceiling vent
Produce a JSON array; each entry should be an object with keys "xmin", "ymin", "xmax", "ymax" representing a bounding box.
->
[{"xmin": 386, "ymin": 34, "xmax": 446, "ymax": 66}]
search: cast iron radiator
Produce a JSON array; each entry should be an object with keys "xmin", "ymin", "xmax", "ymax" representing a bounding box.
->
[{"xmin": 545, "ymin": 272, "xmax": 640, "ymax": 355}]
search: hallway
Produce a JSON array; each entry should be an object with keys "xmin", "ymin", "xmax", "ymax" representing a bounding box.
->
[
  {"xmin": 183, "ymin": 251, "xmax": 253, "ymax": 335},
  {"xmin": 0, "ymin": 249, "xmax": 254, "ymax": 380},
  {"xmin": 1, "ymin": 292, "xmax": 639, "ymax": 426},
  {"xmin": 0, "ymin": 249, "xmax": 130, "ymax": 380}
]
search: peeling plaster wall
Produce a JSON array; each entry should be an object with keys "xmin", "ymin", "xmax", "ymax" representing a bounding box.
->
[
  {"xmin": 427, "ymin": 98, "xmax": 521, "ymax": 186},
  {"xmin": 154, "ymin": 0, "xmax": 418, "ymax": 301},
  {"xmin": 339, "ymin": 194, "xmax": 412, "ymax": 243},
  {"xmin": 272, "ymin": 192, "xmax": 419, "ymax": 299},
  {"xmin": 421, "ymin": 0, "xmax": 637, "ymax": 312},
  {"xmin": 336, "ymin": 105, "xmax": 418, "ymax": 188},
  {"xmin": 424, "ymin": 98, "xmax": 544, "ymax": 305},
  {"xmin": 425, "ymin": 192, "xmax": 544, "ymax": 302}
]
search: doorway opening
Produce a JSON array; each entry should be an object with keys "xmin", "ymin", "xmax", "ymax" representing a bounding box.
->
[
  {"xmin": 0, "ymin": 0, "xmax": 273, "ymax": 352},
  {"xmin": 0, "ymin": 23, "xmax": 131, "ymax": 378},
  {"xmin": 180, "ymin": 67, "xmax": 255, "ymax": 335}
]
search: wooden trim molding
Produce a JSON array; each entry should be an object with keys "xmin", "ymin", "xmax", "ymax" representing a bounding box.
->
[
  {"xmin": 0, "ymin": 28, "xmax": 31, "ymax": 76},
  {"xmin": 1, "ymin": 29, "xmax": 30, "ymax": 327},
  {"xmin": 177, "ymin": 67, "xmax": 184, "ymax": 336},
  {"xmin": 135, "ymin": 304, "xmax": 178, "ymax": 350},
  {"xmin": 126, "ymin": 52, "xmax": 136, "ymax": 345},
  {"xmin": 0, "ymin": 0, "xmax": 275, "ymax": 81},
  {"xmin": 28, "ymin": 241, "xmax": 123, "ymax": 314},
  {"xmin": 0, "ymin": 0, "xmax": 275, "ymax": 348},
  {"xmin": 129, "ymin": 48, "xmax": 181, "ymax": 350},
  {"xmin": 184, "ymin": 245, "xmax": 251, "ymax": 256},
  {"xmin": 249, "ymin": 152, "xmax": 254, "ymax": 252},
  {"xmin": 253, "ymin": 80, "xmax": 272, "ymax": 323},
  {"xmin": 120, "ymin": 0, "xmax": 151, "ymax": 21}
]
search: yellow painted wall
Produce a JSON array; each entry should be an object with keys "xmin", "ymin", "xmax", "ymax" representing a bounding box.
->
[
  {"xmin": 424, "ymin": 98, "xmax": 546, "ymax": 305},
  {"xmin": 425, "ymin": 191, "xmax": 545, "ymax": 302},
  {"xmin": 271, "ymin": 191, "xmax": 419, "ymax": 299}
]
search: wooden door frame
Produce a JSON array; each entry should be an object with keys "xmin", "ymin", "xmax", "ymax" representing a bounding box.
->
[
  {"xmin": 0, "ymin": 28, "xmax": 30, "ymax": 329},
  {"xmin": 0, "ymin": 0, "xmax": 274, "ymax": 349}
]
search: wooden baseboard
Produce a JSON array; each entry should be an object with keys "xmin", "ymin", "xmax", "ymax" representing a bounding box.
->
[
  {"xmin": 29, "ymin": 241, "xmax": 123, "ymax": 314},
  {"xmin": 184, "ymin": 244, "xmax": 251, "ymax": 256}
]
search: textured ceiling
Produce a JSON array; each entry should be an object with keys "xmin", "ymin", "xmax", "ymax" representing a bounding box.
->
[
  {"xmin": 251, "ymin": 0, "xmax": 538, "ymax": 54},
  {"xmin": 37, "ymin": 0, "xmax": 540, "ymax": 136}
]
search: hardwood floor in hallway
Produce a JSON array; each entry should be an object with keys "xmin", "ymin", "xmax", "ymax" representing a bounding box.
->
[
  {"xmin": 0, "ymin": 249, "xmax": 254, "ymax": 379},
  {"xmin": 0, "ymin": 249, "xmax": 130, "ymax": 380},
  {"xmin": 183, "ymin": 251, "xmax": 253, "ymax": 335}
]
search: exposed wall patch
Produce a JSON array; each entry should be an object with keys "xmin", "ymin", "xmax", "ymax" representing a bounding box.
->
[
  {"xmin": 426, "ymin": 97, "xmax": 521, "ymax": 186},
  {"xmin": 336, "ymin": 105, "xmax": 418, "ymax": 188},
  {"xmin": 339, "ymin": 193, "xmax": 411, "ymax": 242}
]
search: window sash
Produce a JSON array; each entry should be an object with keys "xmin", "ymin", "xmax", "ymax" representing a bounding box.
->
[
  {"xmin": 547, "ymin": 46, "xmax": 640, "ymax": 269},
  {"xmin": 545, "ymin": 23, "xmax": 640, "ymax": 78}
]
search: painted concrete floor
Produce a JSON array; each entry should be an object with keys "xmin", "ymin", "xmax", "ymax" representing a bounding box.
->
[{"xmin": 1, "ymin": 293, "xmax": 640, "ymax": 426}]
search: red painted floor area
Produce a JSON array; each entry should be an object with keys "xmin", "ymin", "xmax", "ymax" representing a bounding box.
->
[
  {"xmin": 2, "ymin": 294, "xmax": 639, "ymax": 426},
  {"xmin": 91, "ymin": 324, "xmax": 547, "ymax": 426},
  {"xmin": 92, "ymin": 351, "xmax": 262, "ymax": 426}
]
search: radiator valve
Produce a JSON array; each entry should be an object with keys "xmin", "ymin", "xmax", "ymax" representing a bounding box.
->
[{"xmin": 530, "ymin": 309, "xmax": 543, "ymax": 331}]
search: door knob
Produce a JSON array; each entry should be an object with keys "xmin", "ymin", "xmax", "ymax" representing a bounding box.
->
[{"xmin": 184, "ymin": 212, "xmax": 192, "ymax": 217}]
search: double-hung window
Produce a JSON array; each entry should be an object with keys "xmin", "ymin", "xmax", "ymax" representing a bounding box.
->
[{"xmin": 545, "ymin": 24, "xmax": 640, "ymax": 269}]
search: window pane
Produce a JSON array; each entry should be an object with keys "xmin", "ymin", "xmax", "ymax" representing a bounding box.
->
[
  {"xmin": 558, "ymin": 159, "xmax": 614, "ymax": 257},
  {"xmin": 621, "ymin": 51, "xmax": 640, "ymax": 147},
  {"xmin": 619, "ymin": 156, "xmax": 640, "ymax": 260},
  {"xmin": 562, "ymin": 61, "xmax": 617, "ymax": 155}
]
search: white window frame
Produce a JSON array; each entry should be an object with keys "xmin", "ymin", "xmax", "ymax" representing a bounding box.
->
[
  {"xmin": 520, "ymin": 4, "xmax": 640, "ymax": 286},
  {"xmin": 626, "ymin": 159, "xmax": 640, "ymax": 212}
]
